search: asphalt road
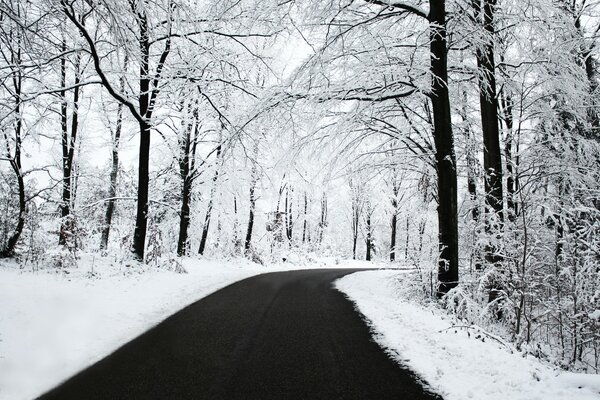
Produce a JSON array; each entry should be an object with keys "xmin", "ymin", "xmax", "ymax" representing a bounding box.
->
[{"xmin": 38, "ymin": 268, "xmax": 441, "ymax": 400}]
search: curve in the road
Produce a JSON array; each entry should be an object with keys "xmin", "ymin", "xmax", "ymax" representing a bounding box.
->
[{"xmin": 38, "ymin": 268, "xmax": 441, "ymax": 400}]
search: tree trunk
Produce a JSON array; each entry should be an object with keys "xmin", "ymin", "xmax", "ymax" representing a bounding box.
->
[
  {"xmin": 199, "ymin": 145, "xmax": 223, "ymax": 255},
  {"xmin": 302, "ymin": 192, "xmax": 308, "ymax": 243},
  {"xmin": 132, "ymin": 17, "xmax": 151, "ymax": 261},
  {"xmin": 390, "ymin": 210, "xmax": 397, "ymax": 262},
  {"xmin": 318, "ymin": 193, "xmax": 327, "ymax": 244},
  {"xmin": 244, "ymin": 146, "xmax": 259, "ymax": 253},
  {"xmin": 430, "ymin": 0, "xmax": 459, "ymax": 296},
  {"xmin": 132, "ymin": 120, "xmax": 151, "ymax": 260},
  {"xmin": 500, "ymin": 88, "xmax": 516, "ymax": 220},
  {"xmin": 473, "ymin": 0, "xmax": 504, "ymax": 225},
  {"xmin": 244, "ymin": 182, "xmax": 257, "ymax": 253},
  {"xmin": 100, "ymin": 57, "xmax": 127, "ymax": 251},
  {"xmin": 460, "ymin": 87, "xmax": 480, "ymax": 221},
  {"xmin": 366, "ymin": 212, "xmax": 372, "ymax": 261},
  {"xmin": 285, "ymin": 187, "xmax": 293, "ymax": 242},
  {"xmin": 59, "ymin": 46, "xmax": 81, "ymax": 247},
  {"xmin": 390, "ymin": 180, "xmax": 399, "ymax": 261},
  {"xmin": 1, "ymin": 31, "xmax": 26, "ymax": 258}
]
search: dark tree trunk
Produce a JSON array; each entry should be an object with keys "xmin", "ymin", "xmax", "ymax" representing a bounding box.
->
[
  {"xmin": 390, "ymin": 210, "xmax": 397, "ymax": 262},
  {"xmin": 473, "ymin": 0, "xmax": 505, "ymax": 308},
  {"xmin": 100, "ymin": 57, "xmax": 127, "ymax": 251},
  {"xmin": 285, "ymin": 187, "xmax": 293, "ymax": 242},
  {"xmin": 351, "ymin": 193, "xmax": 360, "ymax": 260},
  {"xmin": 318, "ymin": 193, "xmax": 327, "ymax": 244},
  {"xmin": 233, "ymin": 195, "xmax": 239, "ymax": 248},
  {"xmin": 244, "ymin": 148, "xmax": 259, "ymax": 253},
  {"xmin": 244, "ymin": 182, "xmax": 256, "ymax": 253},
  {"xmin": 99, "ymin": 114, "xmax": 121, "ymax": 251},
  {"xmin": 430, "ymin": 0, "xmax": 459, "ymax": 297},
  {"xmin": 390, "ymin": 181, "xmax": 399, "ymax": 262},
  {"xmin": 59, "ymin": 47, "xmax": 81, "ymax": 247},
  {"xmin": 199, "ymin": 145, "xmax": 223, "ymax": 255},
  {"xmin": 500, "ymin": 88, "xmax": 516, "ymax": 221},
  {"xmin": 461, "ymin": 88, "xmax": 480, "ymax": 221},
  {"xmin": 473, "ymin": 0, "xmax": 504, "ymax": 225},
  {"xmin": 176, "ymin": 108, "xmax": 192, "ymax": 257},
  {"xmin": 132, "ymin": 13, "xmax": 152, "ymax": 260},
  {"xmin": 133, "ymin": 120, "xmax": 151, "ymax": 260},
  {"xmin": 366, "ymin": 213, "xmax": 372, "ymax": 261},
  {"xmin": 302, "ymin": 192, "xmax": 308, "ymax": 243},
  {"xmin": 404, "ymin": 216, "xmax": 410, "ymax": 259},
  {"xmin": 177, "ymin": 175, "xmax": 192, "ymax": 256},
  {"xmin": 1, "ymin": 60, "xmax": 25, "ymax": 257}
]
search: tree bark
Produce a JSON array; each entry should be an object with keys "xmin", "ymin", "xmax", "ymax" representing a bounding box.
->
[
  {"xmin": 500, "ymin": 88, "xmax": 516, "ymax": 220},
  {"xmin": 0, "ymin": 37, "xmax": 26, "ymax": 257},
  {"xmin": 318, "ymin": 193, "xmax": 327, "ymax": 245},
  {"xmin": 198, "ymin": 144, "xmax": 223, "ymax": 255},
  {"xmin": 100, "ymin": 57, "xmax": 127, "ymax": 251},
  {"xmin": 390, "ymin": 180, "xmax": 399, "ymax": 262},
  {"xmin": 302, "ymin": 192, "xmax": 308, "ymax": 243},
  {"xmin": 244, "ymin": 145, "xmax": 259, "ymax": 253},
  {"xmin": 473, "ymin": 0, "xmax": 504, "ymax": 224},
  {"xmin": 366, "ymin": 211, "xmax": 372, "ymax": 261},
  {"xmin": 430, "ymin": 0, "xmax": 459, "ymax": 296},
  {"xmin": 285, "ymin": 187, "xmax": 293, "ymax": 242},
  {"xmin": 59, "ymin": 44, "xmax": 81, "ymax": 247}
]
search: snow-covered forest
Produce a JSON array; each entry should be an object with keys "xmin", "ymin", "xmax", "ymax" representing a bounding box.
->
[{"xmin": 1, "ymin": 0, "xmax": 600, "ymax": 398}]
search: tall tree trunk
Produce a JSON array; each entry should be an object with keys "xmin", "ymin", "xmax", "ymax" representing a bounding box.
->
[
  {"xmin": 473, "ymin": 0, "xmax": 505, "ymax": 308},
  {"xmin": 100, "ymin": 57, "xmax": 127, "ymax": 251},
  {"xmin": 302, "ymin": 192, "xmax": 308, "ymax": 243},
  {"xmin": 285, "ymin": 187, "xmax": 293, "ymax": 242},
  {"xmin": 390, "ymin": 180, "xmax": 399, "ymax": 262},
  {"xmin": 460, "ymin": 87, "xmax": 480, "ymax": 221},
  {"xmin": 366, "ymin": 211, "xmax": 372, "ymax": 261},
  {"xmin": 430, "ymin": 0, "xmax": 459, "ymax": 296},
  {"xmin": 198, "ymin": 144, "xmax": 223, "ymax": 255},
  {"xmin": 133, "ymin": 120, "xmax": 151, "ymax": 260},
  {"xmin": 244, "ymin": 145, "xmax": 259, "ymax": 253},
  {"xmin": 177, "ymin": 104, "xmax": 199, "ymax": 256},
  {"xmin": 176, "ymin": 109, "xmax": 192, "ymax": 257},
  {"xmin": 318, "ymin": 193, "xmax": 327, "ymax": 244},
  {"xmin": 59, "ymin": 46, "xmax": 81, "ymax": 247},
  {"xmin": 132, "ymin": 13, "xmax": 151, "ymax": 260},
  {"xmin": 473, "ymin": 0, "xmax": 504, "ymax": 225},
  {"xmin": 233, "ymin": 195, "xmax": 239, "ymax": 250},
  {"xmin": 500, "ymin": 87, "xmax": 516, "ymax": 220},
  {"xmin": 1, "ymin": 36, "xmax": 25, "ymax": 257}
]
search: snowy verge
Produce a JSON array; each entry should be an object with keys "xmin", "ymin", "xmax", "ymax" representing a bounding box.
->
[
  {"xmin": 0, "ymin": 256, "xmax": 271, "ymax": 400},
  {"xmin": 335, "ymin": 270, "xmax": 600, "ymax": 400}
]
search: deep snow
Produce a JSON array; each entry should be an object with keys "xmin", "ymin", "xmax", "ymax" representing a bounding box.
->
[{"xmin": 335, "ymin": 270, "xmax": 600, "ymax": 400}]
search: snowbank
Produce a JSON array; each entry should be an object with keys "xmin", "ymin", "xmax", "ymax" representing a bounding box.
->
[
  {"xmin": 335, "ymin": 270, "xmax": 600, "ymax": 400},
  {"xmin": 0, "ymin": 256, "xmax": 271, "ymax": 400}
]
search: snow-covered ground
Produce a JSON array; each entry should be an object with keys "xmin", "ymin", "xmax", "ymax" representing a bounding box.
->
[
  {"xmin": 336, "ymin": 270, "xmax": 600, "ymax": 400},
  {"xmin": 0, "ymin": 254, "xmax": 378, "ymax": 400}
]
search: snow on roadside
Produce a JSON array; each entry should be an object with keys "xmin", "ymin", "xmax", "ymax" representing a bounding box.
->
[
  {"xmin": 335, "ymin": 270, "xmax": 600, "ymax": 400},
  {"xmin": 0, "ymin": 256, "xmax": 270, "ymax": 400}
]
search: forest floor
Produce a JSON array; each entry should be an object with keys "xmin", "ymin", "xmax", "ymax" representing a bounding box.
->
[{"xmin": 336, "ymin": 270, "xmax": 600, "ymax": 400}]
